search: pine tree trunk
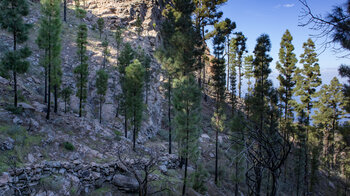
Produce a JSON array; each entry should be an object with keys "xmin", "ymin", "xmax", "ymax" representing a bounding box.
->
[
  {"xmin": 168, "ymin": 77, "xmax": 172, "ymax": 154},
  {"xmin": 235, "ymin": 156, "xmax": 238, "ymax": 196},
  {"xmin": 54, "ymin": 85, "xmax": 58, "ymax": 113},
  {"xmin": 44, "ymin": 50, "xmax": 48, "ymax": 103},
  {"xmin": 238, "ymin": 62, "xmax": 242, "ymax": 98},
  {"xmin": 99, "ymin": 96, "xmax": 102, "ymax": 123},
  {"xmin": 64, "ymin": 99, "xmax": 67, "ymax": 113},
  {"xmin": 227, "ymin": 38, "xmax": 230, "ymax": 90},
  {"xmin": 79, "ymin": 68, "xmax": 83, "ymax": 117},
  {"xmin": 182, "ymin": 107, "xmax": 190, "ymax": 196},
  {"xmin": 124, "ymin": 108, "xmax": 128, "ymax": 138},
  {"xmin": 215, "ymin": 95, "xmax": 219, "ymax": 184},
  {"xmin": 64, "ymin": 0, "xmax": 67, "ymax": 22},
  {"xmin": 133, "ymin": 101, "xmax": 136, "ymax": 151},
  {"xmin": 46, "ymin": 29, "xmax": 52, "ymax": 120},
  {"xmin": 13, "ymin": 31, "xmax": 18, "ymax": 107}
]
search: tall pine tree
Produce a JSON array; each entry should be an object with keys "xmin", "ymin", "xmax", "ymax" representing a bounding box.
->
[
  {"xmin": 0, "ymin": 0, "xmax": 31, "ymax": 108},
  {"xmin": 74, "ymin": 3, "xmax": 88, "ymax": 117},
  {"xmin": 293, "ymin": 38, "xmax": 322, "ymax": 196},
  {"xmin": 230, "ymin": 32, "xmax": 247, "ymax": 98},
  {"xmin": 125, "ymin": 60, "xmax": 145, "ymax": 151},
  {"xmin": 173, "ymin": 75, "xmax": 201, "ymax": 196},
  {"xmin": 276, "ymin": 29, "xmax": 297, "ymax": 137},
  {"xmin": 96, "ymin": 69, "xmax": 108, "ymax": 123},
  {"xmin": 211, "ymin": 27, "xmax": 226, "ymax": 185}
]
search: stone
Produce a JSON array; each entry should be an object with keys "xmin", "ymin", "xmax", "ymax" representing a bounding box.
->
[
  {"xmin": 0, "ymin": 172, "xmax": 10, "ymax": 186},
  {"xmin": 1, "ymin": 137, "xmax": 14, "ymax": 151},
  {"xmin": 28, "ymin": 154, "xmax": 35, "ymax": 163},
  {"xmin": 18, "ymin": 102, "xmax": 35, "ymax": 111},
  {"xmin": 0, "ymin": 76, "xmax": 9, "ymax": 85},
  {"xmin": 112, "ymin": 174, "xmax": 138, "ymax": 192},
  {"xmin": 159, "ymin": 165, "xmax": 167, "ymax": 174},
  {"xmin": 209, "ymin": 152, "xmax": 215, "ymax": 158},
  {"xmin": 13, "ymin": 116, "xmax": 23, "ymax": 124}
]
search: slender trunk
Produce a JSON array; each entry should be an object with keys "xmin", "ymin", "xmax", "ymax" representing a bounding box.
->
[
  {"xmin": 238, "ymin": 60, "xmax": 242, "ymax": 99},
  {"xmin": 227, "ymin": 38, "xmax": 230, "ymax": 90},
  {"xmin": 64, "ymin": 0, "xmax": 67, "ymax": 22},
  {"xmin": 79, "ymin": 71, "xmax": 83, "ymax": 117},
  {"xmin": 304, "ymin": 103, "xmax": 310, "ymax": 196},
  {"xmin": 235, "ymin": 154, "xmax": 238, "ymax": 196},
  {"xmin": 124, "ymin": 108, "xmax": 128, "ymax": 138},
  {"xmin": 267, "ymin": 171, "xmax": 270, "ymax": 196},
  {"xmin": 64, "ymin": 99, "xmax": 67, "ymax": 113},
  {"xmin": 54, "ymin": 85, "xmax": 58, "ymax": 113},
  {"xmin": 46, "ymin": 27, "xmax": 52, "ymax": 120},
  {"xmin": 182, "ymin": 105, "xmax": 190, "ymax": 196},
  {"xmin": 133, "ymin": 97, "xmax": 136, "ymax": 151},
  {"xmin": 168, "ymin": 77, "xmax": 172, "ymax": 154},
  {"xmin": 13, "ymin": 30, "xmax": 18, "ymax": 107},
  {"xmin": 99, "ymin": 96, "xmax": 102, "ymax": 123},
  {"xmin": 296, "ymin": 147, "xmax": 301, "ymax": 196},
  {"xmin": 215, "ymin": 93, "xmax": 219, "ymax": 185},
  {"xmin": 44, "ymin": 50, "xmax": 48, "ymax": 103}
]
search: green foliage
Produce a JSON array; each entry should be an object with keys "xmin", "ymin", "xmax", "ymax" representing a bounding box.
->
[
  {"xmin": 293, "ymin": 38, "xmax": 321, "ymax": 121},
  {"xmin": 96, "ymin": 69, "xmax": 108, "ymax": 97},
  {"xmin": 97, "ymin": 17, "xmax": 104, "ymax": 38},
  {"xmin": 338, "ymin": 64, "xmax": 350, "ymax": 113},
  {"xmin": 190, "ymin": 163, "xmax": 209, "ymax": 194},
  {"xmin": 276, "ymin": 29, "xmax": 297, "ymax": 132},
  {"xmin": 102, "ymin": 38, "xmax": 110, "ymax": 68},
  {"xmin": 135, "ymin": 16, "xmax": 143, "ymax": 36},
  {"xmin": 63, "ymin": 141, "xmax": 74, "ymax": 151},
  {"xmin": 61, "ymin": 86, "xmax": 72, "ymax": 113},
  {"xmin": 136, "ymin": 47, "xmax": 151, "ymax": 104},
  {"xmin": 230, "ymin": 32, "xmax": 247, "ymax": 98},
  {"xmin": 125, "ymin": 59, "xmax": 145, "ymax": 149},
  {"xmin": 114, "ymin": 130, "xmax": 122, "ymax": 141},
  {"xmin": 74, "ymin": 18, "xmax": 89, "ymax": 117},
  {"xmin": 5, "ymin": 104, "xmax": 24, "ymax": 115},
  {"xmin": 244, "ymin": 55, "xmax": 254, "ymax": 95},
  {"xmin": 173, "ymin": 75, "xmax": 201, "ymax": 162}
]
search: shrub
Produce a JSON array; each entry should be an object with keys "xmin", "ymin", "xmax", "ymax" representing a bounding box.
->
[
  {"xmin": 63, "ymin": 142, "xmax": 74, "ymax": 151},
  {"xmin": 190, "ymin": 163, "xmax": 209, "ymax": 194},
  {"xmin": 5, "ymin": 104, "xmax": 23, "ymax": 115},
  {"xmin": 114, "ymin": 130, "xmax": 122, "ymax": 141}
]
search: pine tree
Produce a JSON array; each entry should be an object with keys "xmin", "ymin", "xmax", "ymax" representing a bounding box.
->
[
  {"xmin": 157, "ymin": 0, "xmax": 198, "ymax": 154},
  {"xmin": 61, "ymin": 86, "xmax": 72, "ymax": 113},
  {"xmin": 118, "ymin": 43, "xmax": 135, "ymax": 138},
  {"xmin": 276, "ymin": 29, "xmax": 297, "ymax": 137},
  {"xmin": 135, "ymin": 16, "xmax": 143, "ymax": 37},
  {"xmin": 102, "ymin": 38, "xmax": 110, "ymax": 68},
  {"xmin": 313, "ymin": 77, "xmax": 347, "ymax": 169},
  {"xmin": 230, "ymin": 32, "xmax": 247, "ymax": 98},
  {"xmin": 74, "ymin": 3, "xmax": 88, "ymax": 117},
  {"xmin": 96, "ymin": 69, "xmax": 108, "ymax": 123},
  {"xmin": 193, "ymin": 0, "xmax": 227, "ymax": 88},
  {"xmin": 244, "ymin": 55, "xmax": 254, "ymax": 95},
  {"xmin": 339, "ymin": 64, "xmax": 350, "ymax": 113},
  {"xmin": 251, "ymin": 34, "xmax": 273, "ymax": 195},
  {"xmin": 97, "ymin": 17, "xmax": 104, "ymax": 39},
  {"xmin": 293, "ymin": 38, "xmax": 322, "ymax": 196},
  {"xmin": 37, "ymin": 0, "xmax": 62, "ymax": 118},
  {"xmin": 125, "ymin": 59, "xmax": 145, "ymax": 151},
  {"xmin": 115, "ymin": 26, "xmax": 124, "ymax": 66},
  {"xmin": 136, "ymin": 48, "xmax": 151, "ymax": 105},
  {"xmin": 211, "ymin": 29, "xmax": 227, "ymax": 185},
  {"xmin": 173, "ymin": 75, "xmax": 201, "ymax": 196},
  {"xmin": 0, "ymin": 0, "xmax": 31, "ymax": 108}
]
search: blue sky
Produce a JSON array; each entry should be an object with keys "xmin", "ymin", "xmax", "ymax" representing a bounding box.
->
[{"xmin": 212, "ymin": 0, "xmax": 348, "ymax": 87}]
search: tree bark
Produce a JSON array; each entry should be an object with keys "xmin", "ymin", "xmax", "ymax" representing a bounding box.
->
[
  {"xmin": 54, "ymin": 85, "xmax": 58, "ymax": 113},
  {"xmin": 13, "ymin": 30, "xmax": 18, "ymax": 107},
  {"xmin": 64, "ymin": 0, "xmax": 67, "ymax": 22},
  {"xmin": 168, "ymin": 77, "xmax": 172, "ymax": 154}
]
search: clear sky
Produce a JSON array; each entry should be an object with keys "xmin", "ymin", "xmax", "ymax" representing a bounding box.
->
[{"xmin": 213, "ymin": 0, "xmax": 348, "ymax": 87}]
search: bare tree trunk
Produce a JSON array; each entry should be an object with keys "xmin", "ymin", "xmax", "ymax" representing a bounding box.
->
[
  {"xmin": 54, "ymin": 85, "xmax": 58, "ymax": 113},
  {"xmin": 13, "ymin": 31, "xmax": 18, "ymax": 107},
  {"xmin": 64, "ymin": 0, "xmax": 67, "ymax": 22},
  {"xmin": 168, "ymin": 77, "xmax": 172, "ymax": 154}
]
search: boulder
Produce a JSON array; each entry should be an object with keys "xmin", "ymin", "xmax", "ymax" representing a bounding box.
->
[
  {"xmin": 0, "ymin": 172, "xmax": 10, "ymax": 186},
  {"xmin": 18, "ymin": 102, "xmax": 35, "ymax": 112},
  {"xmin": 112, "ymin": 174, "xmax": 138, "ymax": 192},
  {"xmin": 0, "ymin": 137, "xmax": 14, "ymax": 151}
]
